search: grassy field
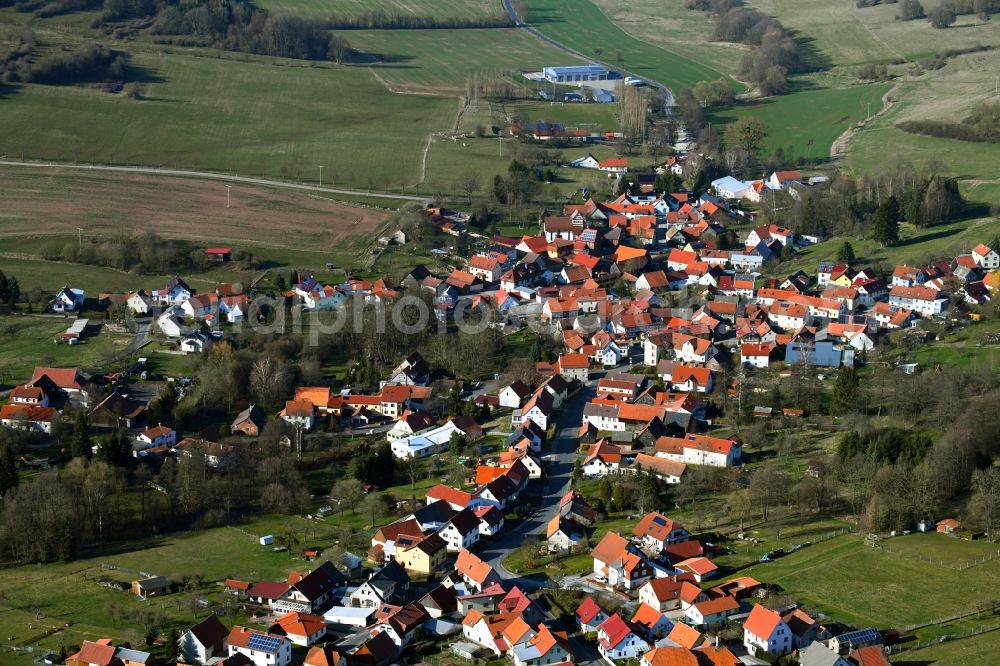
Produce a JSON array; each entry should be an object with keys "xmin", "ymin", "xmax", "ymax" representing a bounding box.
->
[
  {"xmin": 525, "ymin": 0, "xmax": 735, "ymax": 92},
  {"xmin": 748, "ymin": 0, "xmax": 1000, "ymax": 67},
  {"xmin": 250, "ymin": 0, "xmax": 505, "ymax": 20},
  {"xmin": 0, "ymin": 315, "xmax": 133, "ymax": 384},
  {"xmin": 0, "ymin": 47, "xmax": 456, "ymax": 191},
  {"xmin": 847, "ymin": 50, "xmax": 1000, "ymax": 193},
  {"xmin": 344, "ymin": 28, "xmax": 581, "ymax": 94},
  {"xmin": 0, "ymin": 515, "xmax": 331, "ymax": 657},
  {"xmin": 737, "ymin": 533, "xmax": 1000, "ymax": 630},
  {"xmin": 779, "ymin": 215, "xmax": 1000, "ymax": 275},
  {"xmin": 891, "ymin": 629, "xmax": 1000, "ymax": 664},
  {"xmin": 707, "ymin": 80, "xmax": 891, "ymax": 162},
  {"xmin": 588, "ymin": 0, "xmax": 748, "ymax": 77}
]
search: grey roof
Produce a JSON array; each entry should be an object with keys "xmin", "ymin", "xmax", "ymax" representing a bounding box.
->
[{"xmin": 799, "ymin": 642, "xmax": 846, "ymax": 666}]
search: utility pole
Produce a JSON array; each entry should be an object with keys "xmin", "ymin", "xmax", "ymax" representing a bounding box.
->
[
  {"xmin": 76, "ymin": 227, "xmax": 83, "ymax": 254},
  {"xmin": 319, "ymin": 165, "xmax": 324, "ymax": 188},
  {"xmin": 226, "ymin": 185, "xmax": 231, "ymax": 208},
  {"xmin": 866, "ymin": 101, "xmax": 871, "ymax": 121}
]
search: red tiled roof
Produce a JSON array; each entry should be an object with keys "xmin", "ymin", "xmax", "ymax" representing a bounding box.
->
[{"xmin": 743, "ymin": 604, "xmax": 783, "ymax": 639}]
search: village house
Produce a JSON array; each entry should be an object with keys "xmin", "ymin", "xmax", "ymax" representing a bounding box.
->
[
  {"xmin": 685, "ymin": 595, "xmax": 739, "ymax": 628},
  {"xmin": 225, "ymin": 627, "xmax": 292, "ymax": 666},
  {"xmin": 888, "ymin": 284, "xmax": 948, "ymax": 317},
  {"xmin": 631, "ymin": 602, "xmax": 674, "ymax": 640},
  {"xmin": 655, "ymin": 434, "xmax": 741, "ymax": 467},
  {"xmin": 597, "ymin": 614, "xmax": 650, "ymax": 662},
  {"xmin": 743, "ymin": 604, "xmax": 793, "ymax": 657},
  {"xmin": 511, "ymin": 625, "xmax": 574, "ymax": 666},
  {"xmin": 231, "ymin": 404, "xmax": 266, "ymax": 436},
  {"xmin": 592, "ymin": 531, "xmax": 653, "ymax": 590},
  {"xmin": 51, "ymin": 285, "xmax": 85, "ymax": 313},
  {"xmin": 633, "ymin": 512, "xmax": 690, "ymax": 553},
  {"xmin": 268, "ymin": 611, "xmax": 327, "ymax": 647},
  {"xmin": 179, "ymin": 616, "xmax": 230, "ymax": 664},
  {"xmin": 638, "ymin": 578, "xmax": 685, "ymax": 612},
  {"xmin": 66, "ymin": 640, "xmax": 153, "ymax": 666}
]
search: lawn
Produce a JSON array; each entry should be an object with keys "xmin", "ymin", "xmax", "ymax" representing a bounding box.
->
[
  {"xmin": 0, "ymin": 48, "xmax": 456, "ymax": 192},
  {"xmin": 736, "ymin": 534, "xmax": 1000, "ymax": 630},
  {"xmin": 525, "ymin": 0, "xmax": 735, "ymax": 92},
  {"xmin": 0, "ymin": 515, "xmax": 330, "ymax": 655},
  {"xmin": 249, "ymin": 0, "xmax": 506, "ymax": 21},
  {"xmin": 880, "ymin": 533, "xmax": 1000, "ymax": 567},
  {"xmin": 706, "ymin": 81, "xmax": 892, "ymax": 162},
  {"xmin": 0, "ymin": 315, "xmax": 133, "ymax": 387}
]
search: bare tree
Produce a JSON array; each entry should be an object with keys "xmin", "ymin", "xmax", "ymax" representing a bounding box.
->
[
  {"xmin": 250, "ymin": 355, "xmax": 290, "ymax": 409},
  {"xmin": 361, "ymin": 492, "xmax": 389, "ymax": 528},
  {"xmin": 331, "ymin": 478, "xmax": 365, "ymax": 515},
  {"xmin": 455, "ymin": 172, "xmax": 482, "ymax": 206}
]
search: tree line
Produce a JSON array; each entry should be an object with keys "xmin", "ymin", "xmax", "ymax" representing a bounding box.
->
[
  {"xmin": 754, "ymin": 170, "xmax": 965, "ymax": 246},
  {"xmin": 898, "ymin": 102, "xmax": 1000, "ymax": 144},
  {"xmin": 100, "ymin": 0, "xmax": 351, "ymax": 62},
  {"xmin": 40, "ymin": 230, "xmax": 254, "ymax": 274},
  {"xmin": 0, "ymin": 31, "xmax": 129, "ymax": 88}
]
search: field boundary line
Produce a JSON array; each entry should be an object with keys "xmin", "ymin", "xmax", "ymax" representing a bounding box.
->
[{"xmin": 0, "ymin": 159, "xmax": 429, "ymax": 204}]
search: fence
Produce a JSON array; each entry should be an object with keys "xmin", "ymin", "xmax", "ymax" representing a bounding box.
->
[
  {"xmin": 887, "ymin": 624, "xmax": 1000, "ymax": 655},
  {"xmin": 872, "ymin": 539, "xmax": 1000, "ymax": 571}
]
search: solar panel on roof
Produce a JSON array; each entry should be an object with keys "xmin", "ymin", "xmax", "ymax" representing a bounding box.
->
[
  {"xmin": 247, "ymin": 634, "xmax": 281, "ymax": 652},
  {"xmin": 652, "ymin": 516, "xmax": 667, "ymax": 526},
  {"xmin": 837, "ymin": 628, "xmax": 880, "ymax": 646}
]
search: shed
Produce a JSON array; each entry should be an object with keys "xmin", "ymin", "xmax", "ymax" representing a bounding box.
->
[
  {"xmin": 259, "ymin": 534, "xmax": 275, "ymax": 546},
  {"xmin": 450, "ymin": 642, "xmax": 483, "ymax": 660},
  {"xmin": 132, "ymin": 575, "xmax": 170, "ymax": 599},
  {"xmin": 205, "ymin": 247, "xmax": 232, "ymax": 261}
]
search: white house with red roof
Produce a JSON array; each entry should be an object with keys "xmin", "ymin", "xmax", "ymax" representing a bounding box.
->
[
  {"xmin": 972, "ymin": 243, "xmax": 998, "ymax": 270},
  {"xmin": 743, "ymin": 604, "xmax": 793, "ymax": 657},
  {"xmin": 638, "ymin": 578, "xmax": 685, "ymax": 612},
  {"xmin": 225, "ymin": 626, "xmax": 292, "ymax": 666},
  {"xmin": 632, "ymin": 512, "xmax": 689, "ymax": 553},
  {"xmin": 577, "ymin": 597, "xmax": 610, "ymax": 633},
  {"xmin": 888, "ymin": 285, "xmax": 948, "ymax": 317},
  {"xmin": 592, "ymin": 531, "xmax": 653, "ymax": 590},
  {"xmin": 468, "ymin": 255, "xmax": 502, "ymax": 283},
  {"xmin": 655, "ymin": 434, "xmax": 741, "ymax": 467},
  {"xmin": 674, "ymin": 556, "xmax": 718, "ymax": 583},
  {"xmin": 511, "ymin": 625, "xmax": 574, "ymax": 666},
  {"xmin": 685, "ymin": 595, "xmax": 739, "ymax": 628},
  {"xmin": 597, "ymin": 614, "xmax": 650, "ymax": 662},
  {"xmin": 138, "ymin": 424, "xmax": 176, "ymax": 449},
  {"xmin": 766, "ymin": 170, "xmax": 802, "ymax": 191},
  {"xmin": 746, "ymin": 224, "xmax": 794, "ymax": 248},
  {"xmin": 631, "ymin": 603, "xmax": 674, "ymax": 640}
]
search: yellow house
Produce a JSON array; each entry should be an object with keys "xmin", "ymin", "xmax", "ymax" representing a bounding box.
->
[
  {"xmin": 829, "ymin": 273, "xmax": 853, "ymax": 287},
  {"xmin": 394, "ymin": 533, "xmax": 448, "ymax": 577}
]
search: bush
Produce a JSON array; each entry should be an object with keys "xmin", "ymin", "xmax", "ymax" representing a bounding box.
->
[
  {"xmin": 856, "ymin": 63, "xmax": 890, "ymax": 81},
  {"xmin": 928, "ymin": 1, "xmax": 957, "ymax": 26},
  {"xmin": 898, "ymin": 0, "xmax": 925, "ymax": 17}
]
